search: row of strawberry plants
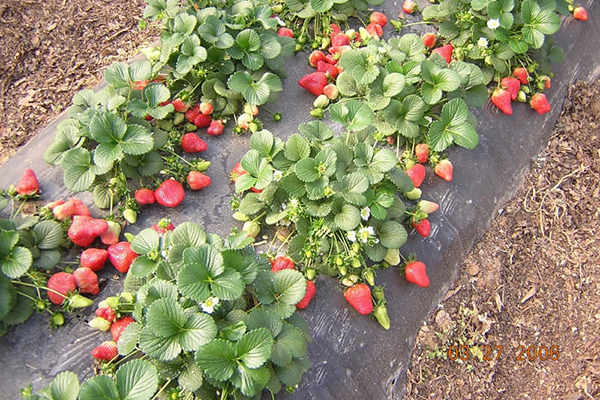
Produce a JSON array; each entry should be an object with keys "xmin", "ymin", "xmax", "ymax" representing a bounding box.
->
[
  {"xmin": 20, "ymin": 221, "xmax": 312, "ymax": 399},
  {"xmin": 44, "ymin": 0, "xmax": 298, "ymax": 223}
]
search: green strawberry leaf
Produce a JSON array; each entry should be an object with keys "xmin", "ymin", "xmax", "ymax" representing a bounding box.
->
[
  {"xmin": 44, "ymin": 119, "xmax": 82, "ymax": 166},
  {"xmin": 270, "ymin": 323, "xmax": 307, "ymax": 367},
  {"xmin": 329, "ymin": 100, "xmax": 373, "ymax": 131},
  {"xmin": 236, "ymin": 327, "xmax": 274, "ymax": 368},
  {"xmin": 115, "ymin": 359, "xmax": 158, "ymax": 400},
  {"xmin": 131, "ymin": 228, "xmax": 160, "ymax": 255},
  {"xmin": 1, "ymin": 246, "xmax": 32, "ymax": 279},
  {"xmin": 334, "ymin": 204, "xmax": 361, "ymax": 231},
  {"xmin": 196, "ymin": 339, "xmax": 237, "ymax": 381},
  {"xmin": 49, "ymin": 371, "xmax": 80, "ymax": 400},
  {"xmin": 79, "ymin": 375, "xmax": 119, "ymax": 400},
  {"xmin": 298, "ymin": 120, "xmax": 334, "ymax": 142},
  {"xmin": 179, "ymin": 312, "xmax": 218, "ymax": 351},
  {"xmin": 273, "ymin": 270, "xmax": 307, "ymax": 305},
  {"xmin": 139, "ymin": 326, "xmax": 181, "ymax": 361},
  {"xmin": 170, "ymin": 222, "xmax": 207, "ymax": 248},
  {"xmin": 33, "ymin": 220, "xmax": 63, "ymax": 250},
  {"xmin": 210, "ymin": 268, "xmax": 245, "ymax": 300},
  {"xmin": 251, "ymin": 129, "xmax": 275, "ymax": 158},
  {"xmin": 230, "ymin": 365, "xmax": 271, "ymax": 397},
  {"xmin": 0, "ymin": 276, "xmax": 16, "ymax": 319},
  {"xmin": 146, "ymin": 298, "xmax": 187, "ymax": 337},
  {"xmin": 130, "ymin": 257, "xmax": 159, "ymax": 278},
  {"xmin": 295, "ymin": 158, "xmax": 320, "ymax": 183},
  {"xmin": 117, "ymin": 322, "xmax": 141, "ymax": 356},
  {"xmin": 378, "ymin": 220, "xmax": 407, "ymax": 249},
  {"xmin": 284, "ymin": 134, "xmax": 310, "ymax": 162}
]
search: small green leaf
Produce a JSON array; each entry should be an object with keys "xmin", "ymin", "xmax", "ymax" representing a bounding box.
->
[
  {"xmin": 179, "ymin": 312, "xmax": 218, "ymax": 351},
  {"xmin": 370, "ymin": 149, "xmax": 398, "ymax": 173},
  {"xmin": 118, "ymin": 322, "xmax": 141, "ymax": 356},
  {"xmin": 330, "ymin": 100, "xmax": 373, "ymax": 131},
  {"xmin": 130, "ymin": 257, "xmax": 159, "ymax": 278},
  {"xmin": 250, "ymin": 130, "xmax": 275, "ymax": 158},
  {"xmin": 295, "ymin": 158, "xmax": 319, "ymax": 183},
  {"xmin": 170, "ymin": 222, "xmax": 206, "ymax": 248},
  {"xmin": 210, "ymin": 268, "xmax": 245, "ymax": 300},
  {"xmin": 146, "ymin": 298, "xmax": 187, "ymax": 338},
  {"xmin": 382, "ymin": 73, "xmax": 406, "ymax": 97}
]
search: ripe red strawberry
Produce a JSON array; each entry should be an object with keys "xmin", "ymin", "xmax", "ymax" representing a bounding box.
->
[
  {"xmin": 73, "ymin": 267, "xmax": 100, "ymax": 295},
  {"xmin": 271, "ymin": 256, "xmax": 295, "ymax": 273},
  {"xmin": 171, "ymin": 99, "xmax": 189, "ymax": 112},
  {"xmin": 181, "ymin": 133, "xmax": 208, "ymax": 153},
  {"xmin": 185, "ymin": 104, "xmax": 200, "ymax": 122},
  {"xmin": 434, "ymin": 159, "xmax": 453, "ymax": 182},
  {"xmin": 513, "ymin": 67, "xmax": 529, "ymax": 85},
  {"xmin": 323, "ymin": 83, "xmax": 339, "ymax": 100},
  {"xmin": 328, "ymin": 45, "xmax": 352, "ymax": 56},
  {"xmin": 16, "ymin": 168, "xmax": 40, "ymax": 195},
  {"xmin": 100, "ymin": 221, "xmax": 121, "ymax": 246},
  {"xmin": 365, "ymin": 23, "xmax": 383, "ymax": 39},
  {"xmin": 230, "ymin": 162, "xmax": 248, "ymax": 181},
  {"xmin": 68, "ymin": 216, "xmax": 108, "ymax": 247},
  {"xmin": 573, "ymin": 7, "xmax": 587, "ymax": 21},
  {"xmin": 540, "ymin": 75, "xmax": 551, "ymax": 89},
  {"xmin": 151, "ymin": 219, "xmax": 175, "ymax": 235},
  {"xmin": 199, "ymin": 102, "xmax": 213, "ymax": 115},
  {"xmin": 432, "ymin": 44, "xmax": 454, "ymax": 64},
  {"xmin": 329, "ymin": 23, "xmax": 341, "ymax": 37},
  {"xmin": 81, "ymin": 248, "xmax": 109, "ymax": 272},
  {"xmin": 422, "ymin": 33, "xmax": 436, "ymax": 48},
  {"xmin": 250, "ymin": 187, "xmax": 263, "ymax": 193},
  {"xmin": 193, "ymin": 113, "xmax": 211, "ymax": 129},
  {"xmin": 188, "ymin": 171, "xmax": 211, "ymax": 190},
  {"xmin": 402, "ymin": 0, "xmax": 417, "ymax": 14},
  {"xmin": 317, "ymin": 60, "xmax": 339, "ymax": 79},
  {"xmin": 91, "ymin": 341, "xmax": 118, "ymax": 361},
  {"xmin": 296, "ymin": 280, "xmax": 316, "ymax": 309},
  {"xmin": 530, "ymin": 93, "xmax": 551, "ymax": 115},
  {"xmin": 96, "ymin": 306, "xmax": 116, "ymax": 322},
  {"xmin": 344, "ymin": 284, "xmax": 373, "ymax": 315},
  {"xmin": 155, "ymin": 179, "xmax": 185, "ymax": 207},
  {"xmin": 277, "ymin": 27, "xmax": 294, "ymax": 38},
  {"xmin": 331, "ymin": 33, "xmax": 350, "ymax": 47},
  {"xmin": 108, "ymin": 242, "xmax": 138, "ymax": 273},
  {"xmin": 418, "ymin": 200, "xmax": 439, "ymax": 214},
  {"xmin": 325, "ymin": 54, "xmax": 337, "ymax": 65},
  {"xmin": 47, "ymin": 272, "xmax": 77, "ymax": 305},
  {"xmin": 415, "ymin": 143, "xmax": 429, "ymax": 163},
  {"xmin": 309, "ymin": 50, "xmax": 326, "ymax": 68},
  {"xmin": 412, "ymin": 218, "xmax": 431, "ymax": 237},
  {"xmin": 405, "ymin": 261, "xmax": 429, "ymax": 287},
  {"xmin": 132, "ymin": 80, "xmax": 149, "ymax": 91},
  {"xmin": 369, "ymin": 11, "xmax": 388, "ymax": 27},
  {"xmin": 110, "ymin": 316, "xmax": 135, "ymax": 342},
  {"xmin": 135, "ymin": 188, "xmax": 155, "ymax": 205},
  {"xmin": 500, "ymin": 77, "xmax": 521, "ymax": 101},
  {"xmin": 491, "ymin": 88, "xmax": 513, "ymax": 115},
  {"xmin": 405, "ymin": 164, "xmax": 426, "ymax": 188},
  {"xmin": 298, "ymin": 72, "xmax": 328, "ymax": 96},
  {"xmin": 206, "ymin": 120, "xmax": 225, "ymax": 136}
]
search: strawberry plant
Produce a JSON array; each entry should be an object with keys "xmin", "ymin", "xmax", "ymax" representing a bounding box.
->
[
  {"xmin": 421, "ymin": 0, "xmax": 570, "ymax": 112},
  {"xmin": 24, "ymin": 222, "xmax": 312, "ymax": 399},
  {"xmin": 231, "ymin": 123, "xmax": 420, "ymax": 327}
]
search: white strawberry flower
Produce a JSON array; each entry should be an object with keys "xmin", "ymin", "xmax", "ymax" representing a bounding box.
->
[
  {"xmin": 358, "ymin": 226, "xmax": 375, "ymax": 243},
  {"xmin": 360, "ymin": 207, "xmax": 371, "ymax": 221},
  {"xmin": 477, "ymin": 37, "xmax": 489, "ymax": 48},
  {"xmin": 273, "ymin": 170, "xmax": 283, "ymax": 182},
  {"xmin": 200, "ymin": 297, "xmax": 220, "ymax": 314},
  {"xmin": 347, "ymin": 230, "xmax": 357, "ymax": 242},
  {"xmin": 487, "ymin": 18, "xmax": 500, "ymax": 30}
]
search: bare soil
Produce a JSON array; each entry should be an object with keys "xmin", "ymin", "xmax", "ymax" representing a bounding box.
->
[
  {"xmin": 405, "ymin": 82, "xmax": 600, "ymax": 400},
  {"xmin": 1, "ymin": 1, "xmax": 598, "ymax": 399}
]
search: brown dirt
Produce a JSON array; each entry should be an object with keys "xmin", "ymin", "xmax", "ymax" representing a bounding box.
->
[
  {"xmin": 0, "ymin": 0, "xmax": 159, "ymax": 165},
  {"xmin": 405, "ymin": 81, "xmax": 600, "ymax": 400},
  {"xmin": 1, "ymin": 1, "xmax": 599, "ymax": 399}
]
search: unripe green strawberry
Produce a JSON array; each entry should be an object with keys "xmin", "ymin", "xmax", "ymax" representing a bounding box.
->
[
  {"xmin": 243, "ymin": 221, "xmax": 260, "ymax": 238},
  {"xmin": 51, "ymin": 312, "xmax": 65, "ymax": 327},
  {"xmin": 69, "ymin": 294, "xmax": 93, "ymax": 309},
  {"xmin": 88, "ymin": 317, "xmax": 112, "ymax": 331},
  {"xmin": 120, "ymin": 292, "xmax": 134, "ymax": 303},
  {"xmin": 374, "ymin": 304, "xmax": 390, "ymax": 329},
  {"xmin": 310, "ymin": 108, "xmax": 324, "ymax": 118},
  {"xmin": 517, "ymin": 91, "xmax": 527, "ymax": 102},
  {"xmin": 313, "ymin": 94, "xmax": 329, "ymax": 108},
  {"xmin": 232, "ymin": 212, "xmax": 249, "ymax": 221},
  {"xmin": 405, "ymin": 188, "xmax": 422, "ymax": 200},
  {"xmin": 123, "ymin": 209, "xmax": 137, "ymax": 224},
  {"xmin": 384, "ymin": 248, "xmax": 401, "ymax": 266},
  {"xmin": 305, "ymin": 268, "xmax": 316, "ymax": 280},
  {"xmin": 418, "ymin": 200, "xmax": 439, "ymax": 214},
  {"xmin": 362, "ymin": 269, "xmax": 375, "ymax": 286}
]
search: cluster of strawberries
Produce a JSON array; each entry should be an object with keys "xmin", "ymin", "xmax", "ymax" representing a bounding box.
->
[
  {"xmin": 492, "ymin": 68, "xmax": 552, "ymax": 116},
  {"xmin": 88, "ymin": 295, "xmax": 136, "ymax": 361}
]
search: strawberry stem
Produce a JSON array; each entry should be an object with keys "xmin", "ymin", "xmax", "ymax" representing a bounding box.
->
[
  {"xmin": 150, "ymin": 378, "xmax": 172, "ymax": 400},
  {"xmin": 11, "ymin": 280, "xmax": 69, "ymax": 300}
]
